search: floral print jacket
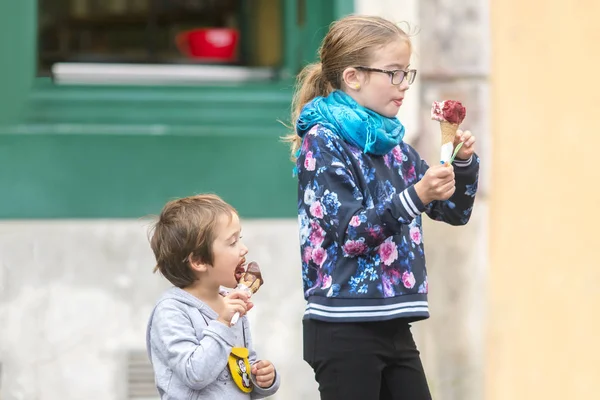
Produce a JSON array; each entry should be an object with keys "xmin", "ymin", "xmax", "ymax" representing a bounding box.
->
[{"xmin": 296, "ymin": 125, "xmax": 479, "ymax": 322}]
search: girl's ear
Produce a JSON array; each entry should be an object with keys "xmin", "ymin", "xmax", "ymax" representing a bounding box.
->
[{"xmin": 342, "ymin": 67, "xmax": 363, "ymax": 91}]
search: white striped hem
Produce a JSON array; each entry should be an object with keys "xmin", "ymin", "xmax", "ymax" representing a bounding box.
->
[
  {"xmin": 399, "ymin": 189, "xmax": 422, "ymax": 218},
  {"xmin": 304, "ymin": 301, "xmax": 429, "ymax": 319},
  {"xmin": 453, "ymin": 156, "xmax": 473, "ymax": 167}
]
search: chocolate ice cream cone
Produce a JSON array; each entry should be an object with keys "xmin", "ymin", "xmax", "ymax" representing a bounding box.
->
[{"xmin": 230, "ymin": 261, "xmax": 263, "ymax": 326}]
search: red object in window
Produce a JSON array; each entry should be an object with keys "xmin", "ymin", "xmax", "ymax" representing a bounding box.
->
[{"xmin": 176, "ymin": 28, "xmax": 239, "ymax": 62}]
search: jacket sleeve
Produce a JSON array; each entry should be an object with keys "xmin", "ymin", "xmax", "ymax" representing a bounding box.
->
[
  {"xmin": 297, "ymin": 127, "xmax": 428, "ymax": 254},
  {"xmin": 243, "ymin": 318, "xmax": 281, "ymax": 399},
  {"xmin": 150, "ymin": 300, "xmax": 236, "ymax": 391},
  {"xmin": 419, "ymin": 154, "xmax": 480, "ymax": 225}
]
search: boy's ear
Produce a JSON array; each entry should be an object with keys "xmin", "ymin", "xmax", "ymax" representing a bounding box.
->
[{"xmin": 188, "ymin": 254, "xmax": 210, "ymax": 272}]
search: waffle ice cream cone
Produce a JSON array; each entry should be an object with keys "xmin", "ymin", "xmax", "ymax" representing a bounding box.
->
[
  {"xmin": 440, "ymin": 121, "xmax": 458, "ymax": 144},
  {"xmin": 440, "ymin": 121, "xmax": 458, "ymax": 163},
  {"xmin": 431, "ymin": 100, "xmax": 466, "ymax": 164}
]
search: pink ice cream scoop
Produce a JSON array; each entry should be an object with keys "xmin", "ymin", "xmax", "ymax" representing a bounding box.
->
[{"xmin": 431, "ymin": 100, "xmax": 466, "ymax": 125}]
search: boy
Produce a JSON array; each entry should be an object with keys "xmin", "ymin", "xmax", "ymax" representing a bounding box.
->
[{"xmin": 146, "ymin": 194, "xmax": 280, "ymax": 399}]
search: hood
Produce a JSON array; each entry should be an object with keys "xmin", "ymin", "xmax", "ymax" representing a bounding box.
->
[{"xmin": 146, "ymin": 287, "xmax": 216, "ymax": 360}]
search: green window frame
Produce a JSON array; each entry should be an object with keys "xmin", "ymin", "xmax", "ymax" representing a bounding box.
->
[{"xmin": 0, "ymin": 0, "xmax": 353, "ymax": 219}]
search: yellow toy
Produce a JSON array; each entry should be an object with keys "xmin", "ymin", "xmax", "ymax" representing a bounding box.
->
[{"xmin": 228, "ymin": 347, "xmax": 253, "ymax": 393}]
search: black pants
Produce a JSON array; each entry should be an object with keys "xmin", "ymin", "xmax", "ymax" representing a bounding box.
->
[{"xmin": 303, "ymin": 318, "xmax": 432, "ymax": 400}]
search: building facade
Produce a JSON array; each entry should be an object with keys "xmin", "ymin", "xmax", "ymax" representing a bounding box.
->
[
  {"xmin": 8, "ymin": 1, "xmax": 594, "ymax": 400},
  {"xmin": 0, "ymin": 1, "xmax": 351, "ymax": 399}
]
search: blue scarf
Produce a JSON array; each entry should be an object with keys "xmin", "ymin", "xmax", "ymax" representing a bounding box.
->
[{"xmin": 296, "ymin": 90, "xmax": 405, "ymax": 156}]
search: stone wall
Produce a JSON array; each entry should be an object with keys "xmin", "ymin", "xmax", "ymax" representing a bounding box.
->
[
  {"xmin": 356, "ymin": 1, "xmax": 490, "ymax": 399},
  {"xmin": 416, "ymin": 1, "xmax": 490, "ymax": 399}
]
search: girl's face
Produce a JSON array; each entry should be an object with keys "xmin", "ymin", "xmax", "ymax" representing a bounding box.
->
[{"xmin": 346, "ymin": 40, "xmax": 412, "ymax": 118}]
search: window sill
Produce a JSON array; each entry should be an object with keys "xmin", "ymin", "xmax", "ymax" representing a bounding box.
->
[{"xmin": 51, "ymin": 62, "xmax": 280, "ymax": 86}]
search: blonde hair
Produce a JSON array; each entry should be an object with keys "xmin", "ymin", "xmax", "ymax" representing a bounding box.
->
[
  {"xmin": 149, "ymin": 194, "xmax": 236, "ymax": 288},
  {"xmin": 284, "ymin": 15, "xmax": 412, "ymax": 159}
]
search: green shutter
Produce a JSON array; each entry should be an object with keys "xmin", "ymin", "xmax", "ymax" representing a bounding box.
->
[{"xmin": 282, "ymin": 0, "xmax": 354, "ymax": 76}]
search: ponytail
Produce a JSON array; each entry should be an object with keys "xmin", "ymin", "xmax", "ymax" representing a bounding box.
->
[{"xmin": 283, "ymin": 62, "xmax": 332, "ymax": 160}]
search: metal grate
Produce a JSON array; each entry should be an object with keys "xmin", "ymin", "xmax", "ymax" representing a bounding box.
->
[{"xmin": 127, "ymin": 351, "xmax": 158, "ymax": 400}]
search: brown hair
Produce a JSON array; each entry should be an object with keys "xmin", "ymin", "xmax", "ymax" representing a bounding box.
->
[
  {"xmin": 149, "ymin": 194, "xmax": 236, "ymax": 288},
  {"xmin": 284, "ymin": 15, "xmax": 412, "ymax": 159}
]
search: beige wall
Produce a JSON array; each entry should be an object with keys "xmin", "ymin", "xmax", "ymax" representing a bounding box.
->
[{"xmin": 488, "ymin": 1, "xmax": 600, "ymax": 399}]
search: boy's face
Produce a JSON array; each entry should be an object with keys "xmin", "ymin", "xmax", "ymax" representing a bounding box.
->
[{"xmin": 208, "ymin": 212, "xmax": 249, "ymax": 289}]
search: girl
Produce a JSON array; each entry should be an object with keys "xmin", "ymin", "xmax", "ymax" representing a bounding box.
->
[{"xmin": 287, "ymin": 15, "xmax": 479, "ymax": 400}]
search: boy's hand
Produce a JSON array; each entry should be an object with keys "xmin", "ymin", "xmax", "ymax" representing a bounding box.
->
[
  {"xmin": 217, "ymin": 291, "xmax": 250, "ymax": 326},
  {"xmin": 415, "ymin": 164, "xmax": 456, "ymax": 205},
  {"xmin": 454, "ymin": 129, "xmax": 476, "ymax": 160},
  {"xmin": 251, "ymin": 360, "xmax": 276, "ymax": 388},
  {"xmin": 219, "ymin": 288, "xmax": 255, "ymax": 312}
]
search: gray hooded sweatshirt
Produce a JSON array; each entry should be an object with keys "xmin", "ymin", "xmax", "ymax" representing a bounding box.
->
[{"xmin": 146, "ymin": 287, "xmax": 280, "ymax": 399}]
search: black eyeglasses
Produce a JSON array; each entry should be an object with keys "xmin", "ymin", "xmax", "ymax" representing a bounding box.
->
[{"xmin": 354, "ymin": 66, "xmax": 417, "ymax": 86}]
